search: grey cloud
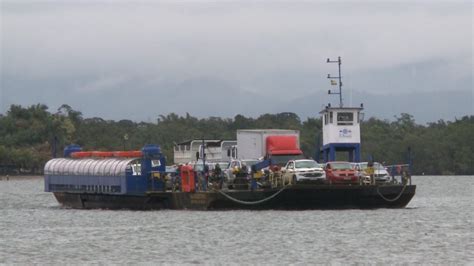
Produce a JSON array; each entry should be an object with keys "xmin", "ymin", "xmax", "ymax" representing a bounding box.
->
[{"xmin": 1, "ymin": 1, "xmax": 472, "ymax": 121}]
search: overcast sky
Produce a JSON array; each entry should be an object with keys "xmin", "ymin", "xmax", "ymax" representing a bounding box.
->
[{"xmin": 1, "ymin": 0, "xmax": 472, "ymax": 122}]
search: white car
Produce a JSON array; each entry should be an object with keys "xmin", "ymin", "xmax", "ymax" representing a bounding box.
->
[
  {"xmin": 353, "ymin": 162, "xmax": 391, "ymax": 183},
  {"xmin": 282, "ymin": 159, "xmax": 326, "ymax": 184}
]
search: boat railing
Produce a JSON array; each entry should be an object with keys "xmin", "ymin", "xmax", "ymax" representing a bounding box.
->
[{"xmin": 384, "ymin": 164, "xmax": 411, "ymax": 185}]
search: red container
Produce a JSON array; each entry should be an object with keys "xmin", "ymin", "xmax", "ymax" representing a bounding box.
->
[{"xmin": 180, "ymin": 165, "xmax": 195, "ymax": 192}]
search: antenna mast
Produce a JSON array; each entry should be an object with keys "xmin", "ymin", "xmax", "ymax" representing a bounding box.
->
[{"xmin": 327, "ymin": 56, "xmax": 343, "ymax": 107}]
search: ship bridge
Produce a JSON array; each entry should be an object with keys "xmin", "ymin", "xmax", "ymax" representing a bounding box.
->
[{"xmin": 319, "ymin": 106, "xmax": 363, "ymax": 162}]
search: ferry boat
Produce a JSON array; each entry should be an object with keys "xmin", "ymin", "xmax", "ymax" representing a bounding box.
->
[
  {"xmin": 44, "ymin": 131, "xmax": 416, "ymax": 211},
  {"xmin": 43, "ymin": 57, "xmax": 416, "ymax": 210}
]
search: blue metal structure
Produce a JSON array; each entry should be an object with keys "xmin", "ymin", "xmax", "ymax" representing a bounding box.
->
[
  {"xmin": 321, "ymin": 143, "xmax": 361, "ymax": 163},
  {"xmin": 63, "ymin": 144, "xmax": 82, "ymax": 157}
]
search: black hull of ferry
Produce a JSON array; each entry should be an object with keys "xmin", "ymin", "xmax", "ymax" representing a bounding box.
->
[{"xmin": 53, "ymin": 184, "xmax": 416, "ymax": 210}]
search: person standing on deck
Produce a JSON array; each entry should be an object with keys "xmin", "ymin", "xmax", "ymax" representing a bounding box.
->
[
  {"xmin": 214, "ymin": 163, "xmax": 223, "ymax": 189},
  {"xmin": 367, "ymin": 161, "xmax": 375, "ymax": 185}
]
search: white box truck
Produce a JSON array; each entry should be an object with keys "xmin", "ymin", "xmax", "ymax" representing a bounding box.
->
[{"xmin": 236, "ymin": 129, "xmax": 304, "ymax": 166}]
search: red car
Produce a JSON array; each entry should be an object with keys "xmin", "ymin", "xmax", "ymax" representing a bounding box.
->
[{"xmin": 324, "ymin": 161, "xmax": 358, "ymax": 185}]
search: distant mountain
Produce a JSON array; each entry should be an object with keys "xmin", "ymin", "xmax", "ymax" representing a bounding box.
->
[{"xmin": 2, "ymin": 74, "xmax": 472, "ymax": 124}]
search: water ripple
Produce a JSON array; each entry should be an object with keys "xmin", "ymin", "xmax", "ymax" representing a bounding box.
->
[{"xmin": 0, "ymin": 176, "xmax": 473, "ymax": 264}]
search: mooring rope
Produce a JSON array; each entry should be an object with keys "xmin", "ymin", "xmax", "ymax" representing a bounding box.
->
[
  {"xmin": 376, "ymin": 182, "xmax": 409, "ymax": 202},
  {"xmin": 215, "ymin": 185, "xmax": 290, "ymax": 205}
]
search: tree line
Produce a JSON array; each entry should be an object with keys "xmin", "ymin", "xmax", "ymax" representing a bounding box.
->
[{"xmin": 0, "ymin": 104, "xmax": 472, "ymax": 175}]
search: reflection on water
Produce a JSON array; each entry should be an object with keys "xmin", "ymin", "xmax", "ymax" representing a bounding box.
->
[{"xmin": 0, "ymin": 176, "xmax": 473, "ymax": 264}]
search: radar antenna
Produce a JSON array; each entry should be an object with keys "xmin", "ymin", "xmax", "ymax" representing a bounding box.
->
[{"xmin": 327, "ymin": 56, "xmax": 343, "ymax": 107}]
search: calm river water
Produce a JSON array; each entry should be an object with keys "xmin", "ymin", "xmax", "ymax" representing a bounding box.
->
[{"xmin": 0, "ymin": 176, "xmax": 472, "ymax": 264}]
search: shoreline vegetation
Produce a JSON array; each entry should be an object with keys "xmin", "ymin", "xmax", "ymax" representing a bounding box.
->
[
  {"xmin": 0, "ymin": 104, "xmax": 473, "ymax": 175},
  {"xmin": 0, "ymin": 175, "xmax": 43, "ymax": 180}
]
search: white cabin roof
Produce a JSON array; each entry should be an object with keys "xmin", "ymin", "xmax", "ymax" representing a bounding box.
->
[{"xmin": 319, "ymin": 106, "xmax": 364, "ymax": 114}]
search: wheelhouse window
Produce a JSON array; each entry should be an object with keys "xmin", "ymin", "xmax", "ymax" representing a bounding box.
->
[{"xmin": 337, "ymin": 112, "xmax": 354, "ymax": 125}]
